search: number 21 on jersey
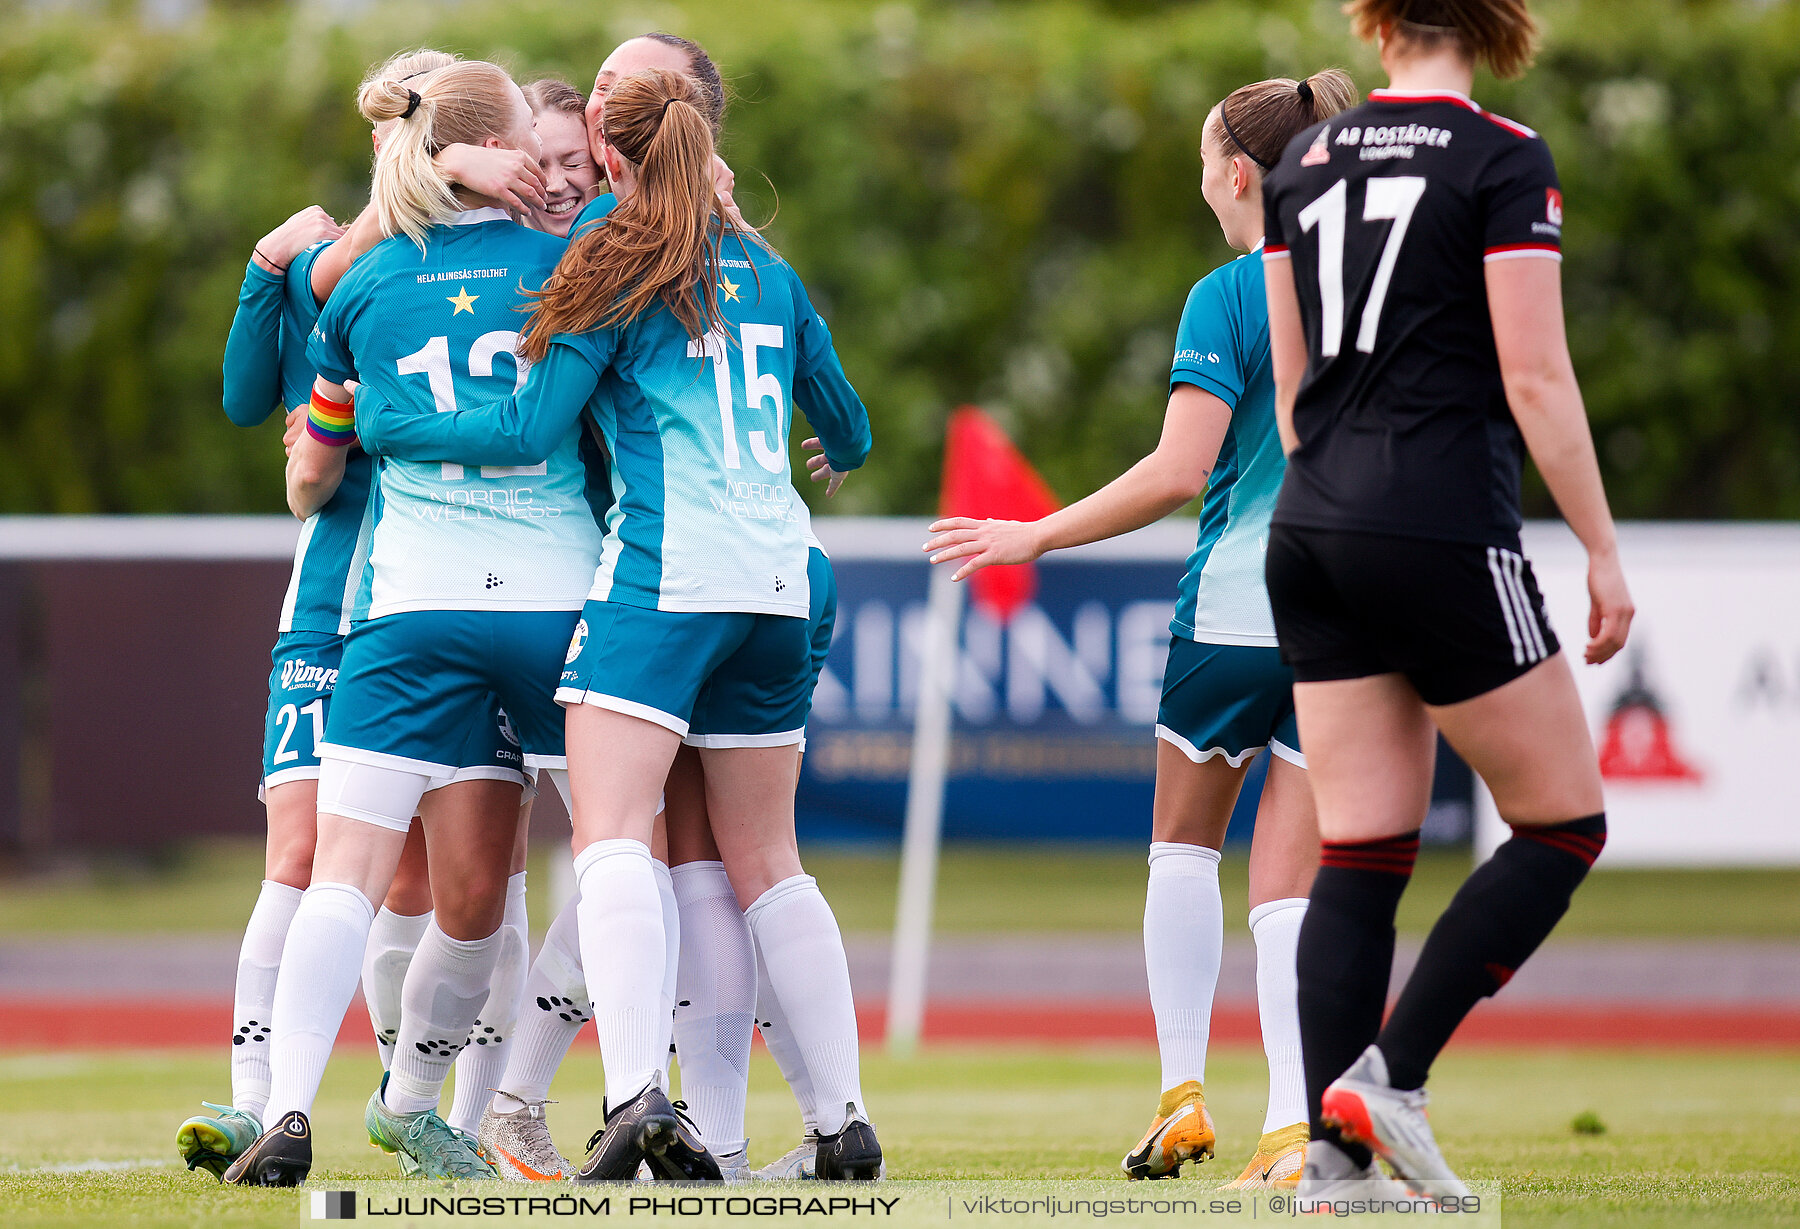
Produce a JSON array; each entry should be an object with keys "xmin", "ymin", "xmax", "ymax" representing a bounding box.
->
[
  {"xmin": 1298, "ymin": 176, "xmax": 1426, "ymax": 356},
  {"xmin": 689, "ymin": 324, "xmax": 787, "ymax": 473}
]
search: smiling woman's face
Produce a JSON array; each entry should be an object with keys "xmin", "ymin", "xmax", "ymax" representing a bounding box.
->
[{"xmin": 528, "ymin": 107, "xmax": 600, "ymax": 236}]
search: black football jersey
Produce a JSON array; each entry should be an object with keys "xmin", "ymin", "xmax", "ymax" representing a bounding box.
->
[{"xmin": 1262, "ymin": 89, "xmax": 1564, "ymax": 547}]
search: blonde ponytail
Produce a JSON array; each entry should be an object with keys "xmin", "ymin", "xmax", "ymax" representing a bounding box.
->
[
  {"xmin": 361, "ymin": 49, "xmax": 456, "ymax": 106},
  {"xmin": 360, "ymin": 48, "xmax": 458, "ymax": 153},
  {"xmin": 357, "ymin": 60, "xmax": 522, "ymax": 249}
]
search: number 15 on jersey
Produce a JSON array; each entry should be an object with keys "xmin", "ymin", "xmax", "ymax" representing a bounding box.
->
[{"xmin": 688, "ymin": 324, "xmax": 788, "ymax": 474}]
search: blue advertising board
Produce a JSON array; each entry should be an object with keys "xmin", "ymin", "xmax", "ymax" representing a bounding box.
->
[{"xmin": 796, "ymin": 519, "xmax": 1472, "ymax": 846}]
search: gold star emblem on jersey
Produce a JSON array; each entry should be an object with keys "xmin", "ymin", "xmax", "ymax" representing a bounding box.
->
[
  {"xmin": 718, "ymin": 276, "xmax": 740, "ymax": 303},
  {"xmin": 447, "ymin": 286, "xmax": 479, "ymax": 314}
]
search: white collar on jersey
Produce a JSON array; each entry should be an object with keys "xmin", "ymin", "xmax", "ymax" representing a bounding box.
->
[
  {"xmin": 1369, "ymin": 87, "xmax": 1479, "ymax": 112},
  {"xmin": 1251, "ymin": 237, "xmax": 1266, "ymax": 253},
  {"xmin": 446, "ymin": 206, "xmax": 512, "ymax": 226}
]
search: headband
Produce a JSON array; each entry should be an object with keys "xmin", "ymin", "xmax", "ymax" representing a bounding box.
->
[
  {"xmin": 1218, "ymin": 99, "xmax": 1273, "ymax": 171},
  {"xmin": 400, "ymin": 89, "xmax": 422, "ymax": 120}
]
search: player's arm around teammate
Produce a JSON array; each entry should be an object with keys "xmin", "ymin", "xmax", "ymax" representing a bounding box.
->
[
  {"xmin": 221, "ymin": 207, "xmax": 342, "ymax": 428},
  {"xmin": 1259, "ymin": 0, "xmax": 1632, "ymax": 1199},
  {"xmin": 925, "ymin": 71, "xmax": 1356, "ymax": 1188}
]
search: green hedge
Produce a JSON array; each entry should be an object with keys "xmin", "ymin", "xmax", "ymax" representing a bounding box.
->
[{"xmin": 2, "ymin": 0, "xmax": 1797, "ymax": 516}]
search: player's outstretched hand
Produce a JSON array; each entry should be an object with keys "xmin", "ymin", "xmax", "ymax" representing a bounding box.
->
[
  {"xmin": 924, "ymin": 517, "xmax": 1045, "ymax": 583},
  {"xmin": 437, "ymin": 144, "xmax": 548, "ymax": 213},
  {"xmin": 1584, "ymin": 547, "xmax": 1634, "ymax": 664},
  {"xmin": 255, "ymin": 206, "xmax": 343, "ymax": 273},
  {"xmin": 803, "ymin": 437, "xmax": 848, "ymax": 498}
]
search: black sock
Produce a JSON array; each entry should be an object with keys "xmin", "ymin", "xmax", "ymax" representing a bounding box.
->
[
  {"xmin": 1378, "ymin": 813, "xmax": 1606, "ymax": 1091},
  {"xmin": 1298, "ymin": 830, "xmax": 1420, "ymax": 1168}
]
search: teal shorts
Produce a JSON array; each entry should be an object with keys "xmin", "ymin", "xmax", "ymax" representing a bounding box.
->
[
  {"xmin": 262, "ymin": 630, "xmax": 525, "ymax": 796},
  {"xmin": 1154, "ymin": 636, "xmax": 1304, "ymax": 768},
  {"xmin": 557, "ymin": 593, "xmax": 814, "ymax": 745},
  {"xmin": 321, "ymin": 609, "xmax": 576, "ymax": 776},
  {"xmin": 687, "ymin": 547, "xmax": 836, "ymax": 747}
]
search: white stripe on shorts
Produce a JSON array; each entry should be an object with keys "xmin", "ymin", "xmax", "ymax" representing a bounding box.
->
[
  {"xmin": 1506, "ymin": 551, "xmax": 1549, "ymax": 661},
  {"xmin": 1485, "ymin": 548, "xmax": 1525, "ymax": 665},
  {"xmin": 1486, "ymin": 547, "xmax": 1545, "ymax": 667}
]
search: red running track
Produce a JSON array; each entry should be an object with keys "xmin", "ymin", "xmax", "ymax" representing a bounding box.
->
[{"xmin": 3, "ymin": 998, "xmax": 1798, "ymax": 1051}]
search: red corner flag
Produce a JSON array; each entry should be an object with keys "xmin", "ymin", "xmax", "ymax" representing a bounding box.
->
[{"xmin": 940, "ymin": 406, "xmax": 1060, "ymax": 622}]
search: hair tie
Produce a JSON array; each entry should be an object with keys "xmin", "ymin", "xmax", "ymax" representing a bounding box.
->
[
  {"xmin": 401, "ymin": 89, "xmax": 422, "ymax": 120},
  {"xmin": 1296, "ymin": 79, "xmax": 1314, "ymax": 107},
  {"xmin": 660, "ymin": 97, "xmax": 678, "ymax": 120},
  {"xmin": 1218, "ymin": 100, "xmax": 1273, "ymax": 171}
]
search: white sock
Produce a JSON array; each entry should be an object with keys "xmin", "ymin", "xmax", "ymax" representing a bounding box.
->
[
  {"xmin": 754, "ymin": 935, "xmax": 819, "ymax": 1134},
  {"xmin": 744, "ymin": 875, "xmax": 863, "ymax": 1136},
  {"xmin": 1144, "ymin": 842, "xmax": 1223, "ymax": 1090},
  {"xmin": 575, "ymin": 839, "xmax": 668, "ymax": 1110},
  {"xmin": 494, "ymin": 888, "xmax": 590, "ymax": 1111},
  {"xmin": 266, "ymin": 882, "xmax": 375, "ymax": 1122},
  {"xmin": 230, "ymin": 880, "xmax": 303, "ymax": 1121},
  {"xmin": 385, "ymin": 923, "xmax": 501, "ymax": 1115},
  {"xmin": 670, "ymin": 861, "xmax": 754, "ymax": 1157},
  {"xmin": 362, "ymin": 907, "xmax": 432, "ymax": 1070},
  {"xmin": 448, "ymin": 872, "xmax": 529, "ymax": 1133},
  {"xmin": 653, "ymin": 859, "xmax": 680, "ymax": 1093},
  {"xmin": 1249, "ymin": 897, "xmax": 1310, "ymax": 1133}
]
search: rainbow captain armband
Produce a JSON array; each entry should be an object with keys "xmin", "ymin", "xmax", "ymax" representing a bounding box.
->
[{"xmin": 306, "ymin": 388, "xmax": 357, "ymax": 446}]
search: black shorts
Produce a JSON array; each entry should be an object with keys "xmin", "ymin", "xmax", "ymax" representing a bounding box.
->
[{"xmin": 1264, "ymin": 524, "xmax": 1561, "ymax": 707}]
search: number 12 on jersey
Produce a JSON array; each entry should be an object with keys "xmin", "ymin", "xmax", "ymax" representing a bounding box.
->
[
  {"xmin": 1297, "ymin": 176, "xmax": 1427, "ymax": 357},
  {"xmin": 396, "ymin": 333, "xmax": 547, "ymax": 480}
]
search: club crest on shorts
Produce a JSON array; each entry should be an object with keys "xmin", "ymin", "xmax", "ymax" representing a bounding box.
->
[
  {"xmin": 497, "ymin": 708, "xmax": 520, "ymax": 747},
  {"xmin": 565, "ymin": 619, "xmax": 588, "ymax": 664}
]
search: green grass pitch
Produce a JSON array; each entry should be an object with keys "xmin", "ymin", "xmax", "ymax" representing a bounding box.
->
[
  {"xmin": 7, "ymin": 841, "xmax": 1799, "ymax": 939},
  {"xmin": 2, "ymin": 1045, "xmax": 1796, "ymax": 1227}
]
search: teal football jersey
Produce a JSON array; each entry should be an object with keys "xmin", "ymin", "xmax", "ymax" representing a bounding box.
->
[
  {"xmin": 220, "ymin": 241, "xmax": 376, "ymax": 636},
  {"xmin": 353, "ymin": 228, "xmax": 871, "ymax": 619},
  {"xmin": 308, "ymin": 209, "xmax": 603, "ymax": 618},
  {"xmin": 1169, "ymin": 245, "xmax": 1284, "ymax": 647}
]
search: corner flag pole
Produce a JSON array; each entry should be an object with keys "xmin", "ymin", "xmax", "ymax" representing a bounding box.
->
[
  {"xmin": 887, "ymin": 407, "xmax": 1057, "ymax": 1057},
  {"xmin": 886, "ymin": 559, "xmax": 964, "ymax": 1055}
]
